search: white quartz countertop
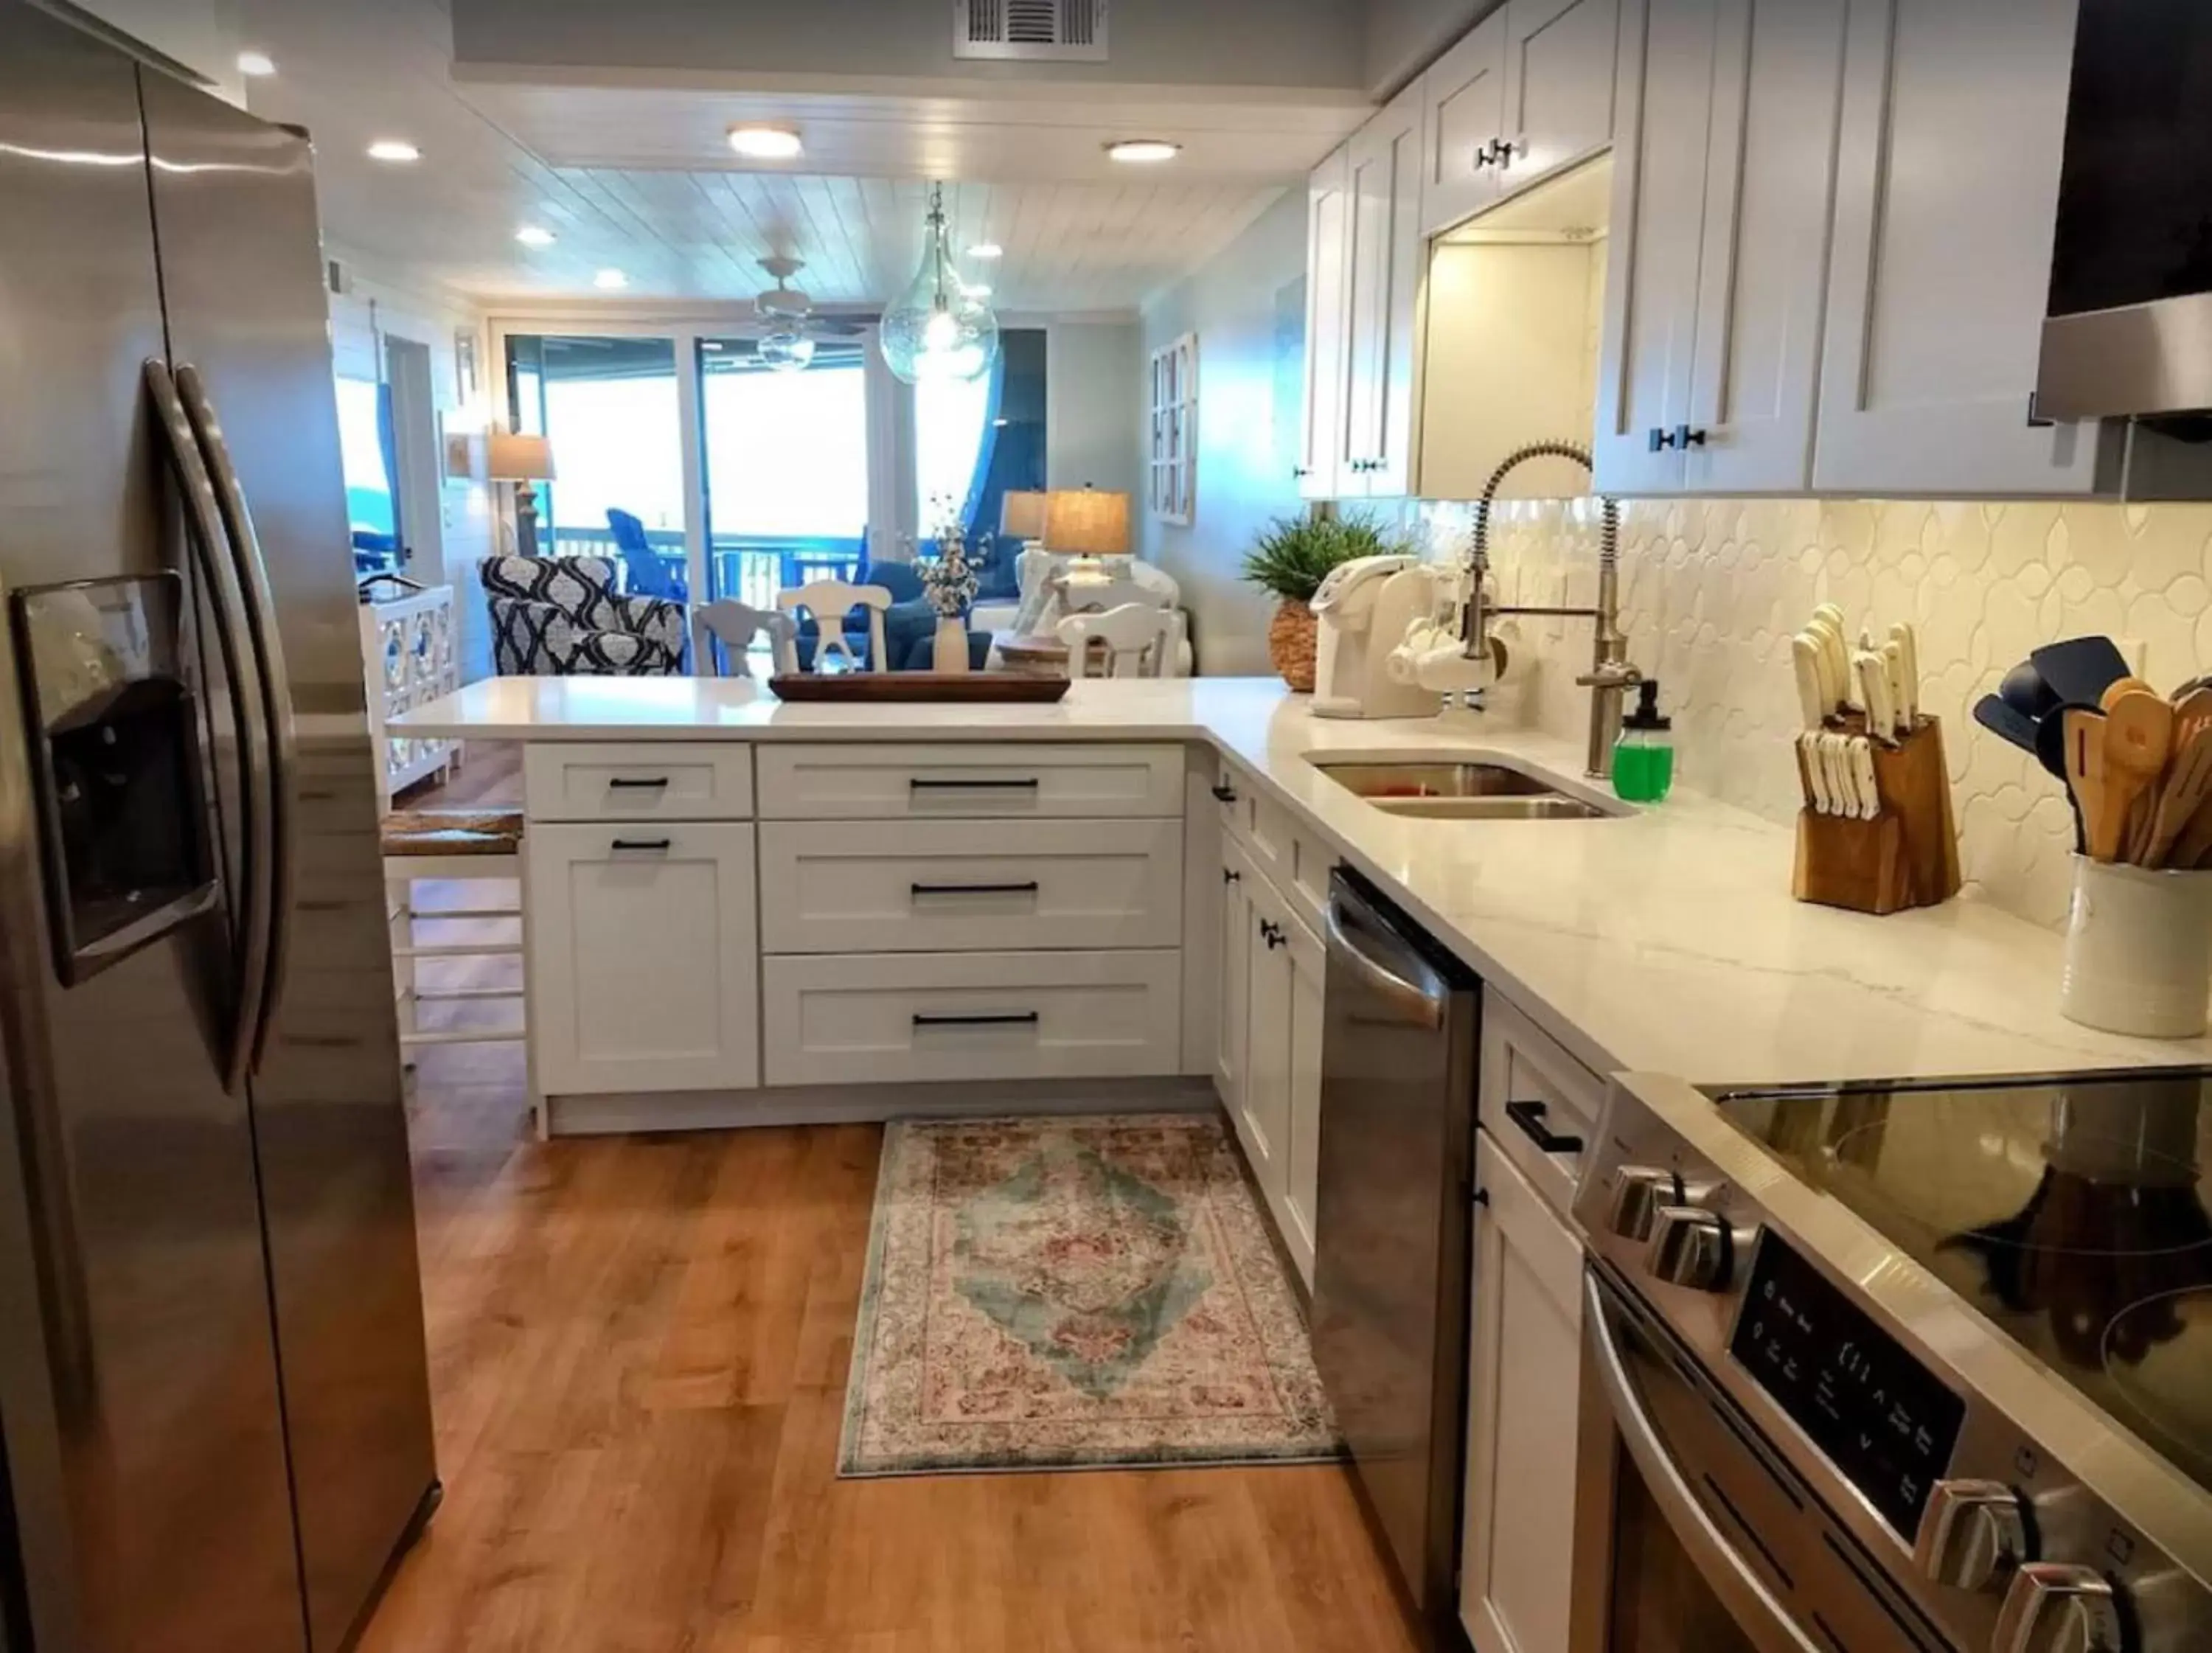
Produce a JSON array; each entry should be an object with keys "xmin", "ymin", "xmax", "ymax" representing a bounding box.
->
[{"xmin": 397, "ymin": 676, "xmax": 2212, "ymax": 1088}]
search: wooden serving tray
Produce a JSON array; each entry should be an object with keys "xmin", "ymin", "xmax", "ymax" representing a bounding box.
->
[{"xmin": 768, "ymin": 672, "xmax": 1071, "ymax": 704}]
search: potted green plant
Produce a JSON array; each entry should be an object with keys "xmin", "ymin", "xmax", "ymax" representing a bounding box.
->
[{"xmin": 1240, "ymin": 511, "xmax": 1409, "ymax": 692}]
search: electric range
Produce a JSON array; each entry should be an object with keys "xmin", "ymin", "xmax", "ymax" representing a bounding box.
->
[{"xmin": 1576, "ymin": 1065, "xmax": 2212, "ymax": 1653}]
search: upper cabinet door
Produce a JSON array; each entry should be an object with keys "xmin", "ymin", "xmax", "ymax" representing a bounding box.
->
[
  {"xmin": 1814, "ymin": 0, "xmax": 2121, "ymax": 495},
  {"xmin": 1592, "ymin": 0, "xmax": 1715, "ymax": 493},
  {"xmin": 1300, "ymin": 147, "xmax": 1353, "ymax": 501},
  {"xmin": 1346, "ymin": 80, "xmax": 1425, "ymax": 498},
  {"xmin": 1421, "ymin": 10, "xmax": 1509, "ymax": 237},
  {"xmin": 1680, "ymin": 0, "xmax": 1849, "ymax": 493},
  {"xmin": 1498, "ymin": 0, "xmax": 1622, "ymax": 195}
]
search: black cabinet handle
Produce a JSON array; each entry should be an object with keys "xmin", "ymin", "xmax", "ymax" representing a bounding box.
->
[
  {"xmin": 1649, "ymin": 427, "xmax": 1678, "ymax": 452},
  {"xmin": 608, "ymin": 776, "xmax": 671, "ymax": 790},
  {"xmin": 1503, "ymin": 1099, "xmax": 1585, "ymax": 1155},
  {"xmin": 1211, "ymin": 783, "xmax": 1239, "ymax": 804},
  {"xmin": 1674, "ymin": 425, "xmax": 1708, "ymax": 450},
  {"xmin": 1487, "ymin": 137, "xmax": 1513, "ymax": 168},
  {"xmin": 1223, "ymin": 868, "xmax": 1242, "ymax": 886},
  {"xmin": 911, "ymin": 777, "xmax": 1041, "ymax": 790},
  {"xmin": 911, "ymin": 881, "xmax": 1040, "ymax": 897},
  {"xmin": 913, "ymin": 1012, "xmax": 1040, "ymax": 1029},
  {"xmin": 1259, "ymin": 918, "xmax": 1287, "ymax": 949},
  {"xmin": 609, "ymin": 838, "xmax": 672, "ymax": 852},
  {"xmin": 1473, "ymin": 1188, "xmax": 1491, "ymax": 1208}
]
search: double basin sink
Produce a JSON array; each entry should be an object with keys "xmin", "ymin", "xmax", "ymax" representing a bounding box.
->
[{"xmin": 1309, "ymin": 758, "xmax": 1627, "ymax": 821}]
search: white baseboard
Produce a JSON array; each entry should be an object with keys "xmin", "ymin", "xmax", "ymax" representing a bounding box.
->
[{"xmin": 544, "ymin": 1074, "xmax": 1217, "ymax": 1137}]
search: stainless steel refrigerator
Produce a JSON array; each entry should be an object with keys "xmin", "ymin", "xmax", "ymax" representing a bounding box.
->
[{"xmin": 0, "ymin": 6, "xmax": 438, "ymax": 1651}]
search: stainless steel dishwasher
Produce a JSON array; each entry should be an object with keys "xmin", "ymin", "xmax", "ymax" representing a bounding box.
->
[{"xmin": 1314, "ymin": 868, "xmax": 1481, "ymax": 1647}]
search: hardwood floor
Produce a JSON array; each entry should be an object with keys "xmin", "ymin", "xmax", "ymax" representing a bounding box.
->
[{"xmin": 364, "ymin": 772, "xmax": 1420, "ymax": 1652}]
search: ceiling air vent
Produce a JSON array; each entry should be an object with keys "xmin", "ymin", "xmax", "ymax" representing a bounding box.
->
[{"xmin": 955, "ymin": 0, "xmax": 1107, "ymax": 61}]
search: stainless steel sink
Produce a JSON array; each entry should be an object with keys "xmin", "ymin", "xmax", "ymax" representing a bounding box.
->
[{"xmin": 1309, "ymin": 759, "xmax": 1627, "ymax": 821}]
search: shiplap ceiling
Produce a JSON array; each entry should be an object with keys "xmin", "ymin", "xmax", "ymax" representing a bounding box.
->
[{"xmin": 232, "ymin": 0, "xmax": 1360, "ymax": 312}]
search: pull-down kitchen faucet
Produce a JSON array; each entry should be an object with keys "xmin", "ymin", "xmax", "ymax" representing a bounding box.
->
[{"xmin": 1459, "ymin": 441, "xmax": 1639, "ymax": 779}]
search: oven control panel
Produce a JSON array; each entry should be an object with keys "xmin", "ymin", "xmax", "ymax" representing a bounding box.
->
[{"xmin": 1728, "ymin": 1231, "xmax": 1966, "ymax": 1542}]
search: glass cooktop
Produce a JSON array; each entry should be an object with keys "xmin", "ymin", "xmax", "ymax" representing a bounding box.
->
[{"xmin": 1706, "ymin": 1068, "xmax": 2212, "ymax": 1500}]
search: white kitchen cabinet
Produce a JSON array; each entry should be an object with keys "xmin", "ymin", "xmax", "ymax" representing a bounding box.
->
[
  {"xmin": 1217, "ymin": 839, "xmax": 1256, "ymax": 1126},
  {"xmin": 1460, "ymin": 1129, "xmax": 1585, "ymax": 1653},
  {"xmin": 1812, "ymin": 0, "xmax": 2121, "ymax": 495},
  {"xmin": 529, "ymin": 821, "xmax": 760, "ymax": 1096},
  {"xmin": 1422, "ymin": 0, "xmax": 1619, "ymax": 239},
  {"xmin": 1280, "ymin": 908, "xmax": 1326, "ymax": 1278},
  {"xmin": 1218, "ymin": 852, "xmax": 1326, "ymax": 1289},
  {"xmin": 1239, "ymin": 872, "xmax": 1296, "ymax": 1194},
  {"xmin": 1341, "ymin": 77, "xmax": 1425, "ymax": 498},
  {"xmin": 1499, "ymin": 0, "xmax": 1622, "ymax": 193},
  {"xmin": 1422, "ymin": 8, "xmax": 1510, "ymax": 236},
  {"xmin": 1594, "ymin": 0, "xmax": 1848, "ymax": 495},
  {"xmin": 1298, "ymin": 148, "xmax": 1352, "ymax": 501}
]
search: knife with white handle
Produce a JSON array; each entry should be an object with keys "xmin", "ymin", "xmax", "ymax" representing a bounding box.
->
[
  {"xmin": 1800, "ymin": 733, "xmax": 1832, "ymax": 814},
  {"xmin": 1888, "ymin": 622, "xmax": 1919, "ymax": 728},
  {"xmin": 1792, "ymin": 636, "xmax": 1827, "ymax": 730},
  {"xmin": 1882, "ymin": 641, "xmax": 1908, "ymax": 737},
  {"xmin": 1851, "ymin": 737, "xmax": 1882, "ymax": 819},
  {"xmin": 1857, "ymin": 650, "xmax": 1897, "ymax": 746},
  {"xmin": 1823, "ymin": 732, "xmax": 1857, "ymax": 817}
]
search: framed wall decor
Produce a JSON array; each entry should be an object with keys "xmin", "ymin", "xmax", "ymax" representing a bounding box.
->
[
  {"xmin": 1147, "ymin": 332, "xmax": 1197, "ymax": 526},
  {"xmin": 453, "ymin": 327, "xmax": 479, "ymax": 405}
]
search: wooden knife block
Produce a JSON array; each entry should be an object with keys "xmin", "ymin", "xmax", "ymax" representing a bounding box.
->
[{"xmin": 1792, "ymin": 715, "xmax": 1962, "ymax": 916}]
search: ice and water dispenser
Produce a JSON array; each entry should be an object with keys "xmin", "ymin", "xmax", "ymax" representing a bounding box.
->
[{"xmin": 9, "ymin": 574, "xmax": 218, "ymax": 984}]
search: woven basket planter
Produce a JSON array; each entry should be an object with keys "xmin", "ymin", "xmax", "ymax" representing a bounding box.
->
[{"xmin": 1268, "ymin": 600, "xmax": 1318, "ymax": 693}]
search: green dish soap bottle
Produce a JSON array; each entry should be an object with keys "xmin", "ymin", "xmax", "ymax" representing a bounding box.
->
[{"xmin": 1613, "ymin": 679, "xmax": 1674, "ymax": 803}]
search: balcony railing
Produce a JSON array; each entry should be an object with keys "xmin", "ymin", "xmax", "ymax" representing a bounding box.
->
[{"xmin": 540, "ymin": 526, "xmax": 865, "ymax": 608}]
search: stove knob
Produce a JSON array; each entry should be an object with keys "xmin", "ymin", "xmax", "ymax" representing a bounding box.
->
[
  {"xmin": 1994, "ymin": 1563, "xmax": 2129, "ymax": 1653},
  {"xmin": 1607, "ymin": 1166, "xmax": 1680, "ymax": 1240},
  {"xmin": 1913, "ymin": 1479, "xmax": 2028, "ymax": 1592},
  {"xmin": 1646, "ymin": 1205, "xmax": 1735, "ymax": 1291}
]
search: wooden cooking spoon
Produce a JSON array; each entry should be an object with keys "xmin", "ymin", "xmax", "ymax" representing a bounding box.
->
[
  {"xmin": 2147, "ymin": 728, "xmax": 2212, "ymax": 867},
  {"xmin": 2066, "ymin": 708, "xmax": 2118, "ymax": 863},
  {"xmin": 2103, "ymin": 688, "xmax": 2175, "ymax": 864}
]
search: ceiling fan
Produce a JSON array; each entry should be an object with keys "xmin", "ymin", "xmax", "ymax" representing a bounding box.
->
[{"xmin": 748, "ymin": 256, "xmax": 864, "ymax": 371}]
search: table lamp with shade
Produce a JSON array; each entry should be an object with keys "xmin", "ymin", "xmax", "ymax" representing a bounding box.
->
[
  {"xmin": 488, "ymin": 431, "xmax": 557, "ymax": 559},
  {"xmin": 1043, "ymin": 487, "xmax": 1131, "ymax": 592},
  {"xmin": 1000, "ymin": 490, "xmax": 1050, "ymax": 549}
]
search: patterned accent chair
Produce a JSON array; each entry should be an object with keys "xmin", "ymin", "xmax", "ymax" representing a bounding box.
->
[{"xmin": 479, "ymin": 555, "xmax": 685, "ymax": 675}]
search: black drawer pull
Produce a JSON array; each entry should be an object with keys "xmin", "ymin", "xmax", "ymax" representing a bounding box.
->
[
  {"xmin": 911, "ymin": 881, "xmax": 1040, "ymax": 897},
  {"xmin": 609, "ymin": 838, "xmax": 672, "ymax": 852},
  {"xmin": 1259, "ymin": 918, "xmax": 1287, "ymax": 950},
  {"xmin": 911, "ymin": 777, "xmax": 1042, "ymax": 790},
  {"xmin": 1223, "ymin": 868, "xmax": 1241, "ymax": 886},
  {"xmin": 912, "ymin": 1012, "xmax": 1040, "ymax": 1029},
  {"xmin": 608, "ymin": 776, "xmax": 671, "ymax": 790},
  {"xmin": 1503, "ymin": 1099, "xmax": 1584, "ymax": 1155},
  {"xmin": 1211, "ymin": 783, "xmax": 1238, "ymax": 803}
]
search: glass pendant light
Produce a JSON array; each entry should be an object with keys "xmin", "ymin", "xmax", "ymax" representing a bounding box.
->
[
  {"xmin": 880, "ymin": 182, "xmax": 998, "ymax": 385},
  {"xmin": 757, "ymin": 330, "xmax": 815, "ymax": 372}
]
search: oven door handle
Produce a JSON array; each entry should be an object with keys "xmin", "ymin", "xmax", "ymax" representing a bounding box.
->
[{"xmin": 1584, "ymin": 1271, "xmax": 1823, "ymax": 1653}]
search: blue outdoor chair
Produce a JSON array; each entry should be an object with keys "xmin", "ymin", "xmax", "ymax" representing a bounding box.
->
[{"xmin": 606, "ymin": 508, "xmax": 686, "ymax": 603}]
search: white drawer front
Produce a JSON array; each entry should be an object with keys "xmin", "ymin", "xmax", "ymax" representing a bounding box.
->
[
  {"xmin": 1481, "ymin": 990, "xmax": 1607, "ymax": 1214},
  {"xmin": 762, "ymin": 950, "xmax": 1183, "ymax": 1088},
  {"xmin": 758, "ymin": 819, "xmax": 1184, "ymax": 955},
  {"xmin": 755, "ymin": 743, "xmax": 1183, "ymax": 820},
  {"xmin": 526, "ymin": 743, "xmax": 755, "ymax": 822}
]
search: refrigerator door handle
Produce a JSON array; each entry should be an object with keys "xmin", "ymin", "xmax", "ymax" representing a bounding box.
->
[
  {"xmin": 173, "ymin": 364, "xmax": 297, "ymax": 1073},
  {"xmin": 145, "ymin": 358, "xmax": 275, "ymax": 1091}
]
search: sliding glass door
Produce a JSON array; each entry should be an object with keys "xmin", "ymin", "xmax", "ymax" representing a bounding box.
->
[
  {"xmin": 697, "ymin": 336, "xmax": 871, "ymax": 607},
  {"xmin": 506, "ymin": 334, "xmax": 686, "ymax": 596}
]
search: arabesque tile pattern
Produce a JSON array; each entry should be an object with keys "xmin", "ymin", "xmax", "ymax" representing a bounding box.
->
[{"xmin": 1421, "ymin": 498, "xmax": 2212, "ymax": 930}]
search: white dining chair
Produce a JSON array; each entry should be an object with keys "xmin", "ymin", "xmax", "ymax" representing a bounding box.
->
[
  {"xmin": 690, "ymin": 599, "xmax": 799, "ymax": 677},
  {"xmin": 1057, "ymin": 603, "xmax": 1174, "ymax": 680},
  {"xmin": 776, "ymin": 580, "xmax": 892, "ymax": 673}
]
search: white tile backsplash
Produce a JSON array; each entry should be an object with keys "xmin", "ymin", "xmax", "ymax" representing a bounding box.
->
[{"xmin": 1419, "ymin": 495, "xmax": 2212, "ymax": 930}]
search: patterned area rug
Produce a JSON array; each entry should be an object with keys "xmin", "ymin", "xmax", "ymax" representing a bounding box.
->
[{"xmin": 839, "ymin": 1113, "xmax": 1343, "ymax": 1476}]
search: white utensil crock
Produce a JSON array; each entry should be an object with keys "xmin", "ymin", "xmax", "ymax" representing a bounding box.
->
[{"xmin": 2059, "ymin": 855, "xmax": 2212, "ymax": 1038}]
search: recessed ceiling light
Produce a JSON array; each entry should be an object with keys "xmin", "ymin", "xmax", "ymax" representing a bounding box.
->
[
  {"xmin": 967, "ymin": 282, "xmax": 993, "ymax": 298},
  {"xmin": 236, "ymin": 49, "xmax": 276, "ymax": 77},
  {"xmin": 967, "ymin": 243, "xmax": 1004, "ymax": 260},
  {"xmin": 515, "ymin": 226, "xmax": 556, "ymax": 248},
  {"xmin": 593, "ymin": 268, "xmax": 629, "ymax": 290},
  {"xmin": 367, "ymin": 139, "xmax": 421, "ymax": 164},
  {"xmin": 1105, "ymin": 139, "xmax": 1181, "ymax": 164},
  {"xmin": 728, "ymin": 125, "xmax": 804, "ymax": 160}
]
